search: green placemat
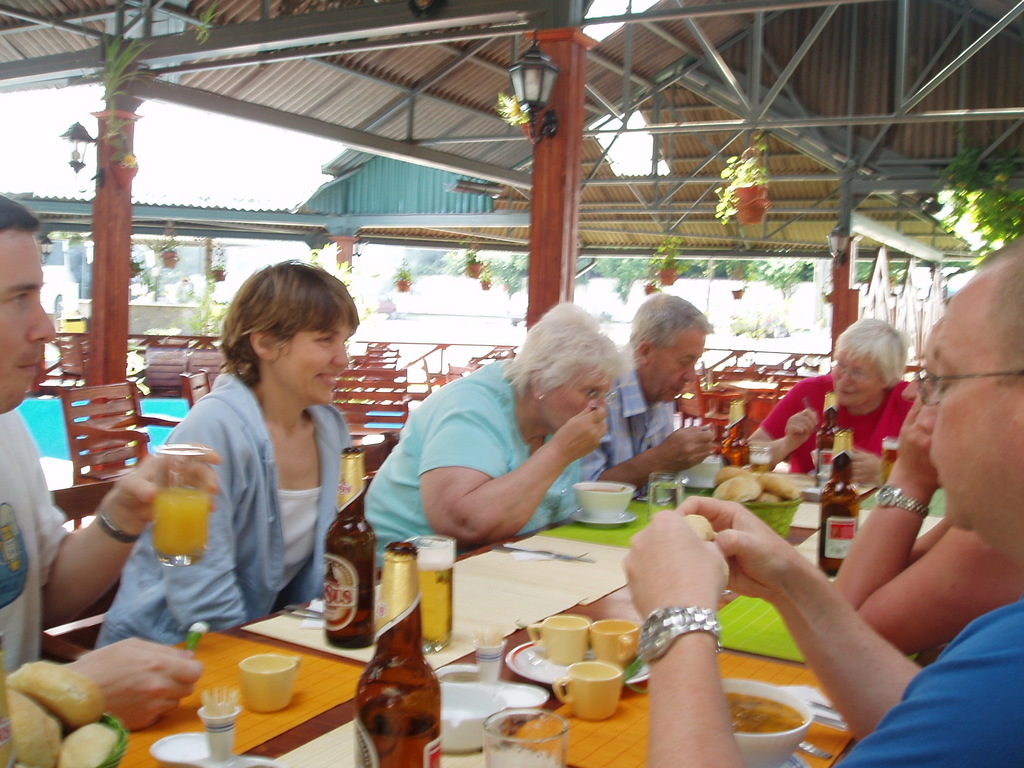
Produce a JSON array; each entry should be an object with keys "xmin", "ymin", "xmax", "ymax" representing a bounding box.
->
[
  {"xmin": 541, "ymin": 501, "xmax": 648, "ymax": 548},
  {"xmin": 719, "ymin": 595, "xmax": 803, "ymax": 663}
]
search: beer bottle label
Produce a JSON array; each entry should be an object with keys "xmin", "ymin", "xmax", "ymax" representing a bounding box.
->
[
  {"xmin": 323, "ymin": 553, "xmax": 358, "ymax": 631},
  {"xmin": 425, "ymin": 735, "xmax": 441, "ymax": 768},
  {"xmin": 823, "ymin": 516, "xmax": 857, "ymax": 559},
  {"xmin": 354, "ymin": 717, "xmax": 379, "ymax": 768},
  {"xmin": 816, "ymin": 450, "xmax": 833, "ymax": 483}
]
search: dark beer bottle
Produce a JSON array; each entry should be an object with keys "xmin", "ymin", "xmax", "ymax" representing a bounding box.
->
[
  {"xmin": 721, "ymin": 399, "xmax": 750, "ymax": 467},
  {"xmin": 355, "ymin": 541, "xmax": 441, "ymax": 768},
  {"xmin": 323, "ymin": 450, "xmax": 376, "ymax": 649},
  {"xmin": 815, "ymin": 392, "xmax": 839, "ymax": 485},
  {"xmin": 818, "ymin": 429, "xmax": 858, "ymax": 576}
]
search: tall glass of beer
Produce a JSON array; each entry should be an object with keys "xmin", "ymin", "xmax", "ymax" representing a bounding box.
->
[
  {"xmin": 153, "ymin": 444, "xmax": 214, "ymax": 566},
  {"xmin": 880, "ymin": 436, "xmax": 899, "ymax": 484},
  {"xmin": 411, "ymin": 534, "xmax": 455, "ymax": 652}
]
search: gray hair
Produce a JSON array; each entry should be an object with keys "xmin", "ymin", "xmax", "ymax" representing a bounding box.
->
[
  {"xmin": 985, "ymin": 240, "xmax": 1024, "ymax": 367},
  {"xmin": 505, "ymin": 303, "xmax": 626, "ymax": 397},
  {"xmin": 835, "ymin": 318, "xmax": 909, "ymax": 386},
  {"xmin": 629, "ymin": 294, "xmax": 713, "ymax": 352}
]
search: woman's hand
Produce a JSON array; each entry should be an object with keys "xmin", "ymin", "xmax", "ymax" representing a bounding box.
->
[
  {"xmin": 784, "ymin": 407, "xmax": 818, "ymax": 445},
  {"xmin": 550, "ymin": 402, "xmax": 608, "ymax": 462}
]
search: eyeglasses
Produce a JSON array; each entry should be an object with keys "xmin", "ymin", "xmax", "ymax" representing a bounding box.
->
[
  {"xmin": 831, "ymin": 361, "xmax": 874, "ymax": 382},
  {"xmin": 915, "ymin": 368, "xmax": 1024, "ymax": 405},
  {"xmin": 585, "ymin": 388, "xmax": 619, "ymax": 403}
]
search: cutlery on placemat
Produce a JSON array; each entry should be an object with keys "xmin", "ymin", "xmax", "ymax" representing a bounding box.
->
[{"xmin": 491, "ymin": 544, "xmax": 595, "ymax": 563}]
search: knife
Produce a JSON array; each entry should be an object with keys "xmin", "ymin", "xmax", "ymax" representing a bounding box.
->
[{"xmin": 491, "ymin": 544, "xmax": 595, "ymax": 563}]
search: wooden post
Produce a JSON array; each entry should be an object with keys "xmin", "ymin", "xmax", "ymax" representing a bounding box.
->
[
  {"xmin": 87, "ymin": 108, "xmax": 138, "ymax": 386},
  {"xmin": 331, "ymin": 235, "xmax": 358, "ymax": 270},
  {"xmin": 525, "ymin": 28, "xmax": 596, "ymax": 328},
  {"xmin": 830, "ymin": 240, "xmax": 860, "ymax": 353}
]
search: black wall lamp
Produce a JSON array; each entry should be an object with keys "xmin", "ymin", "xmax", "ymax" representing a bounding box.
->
[
  {"xmin": 507, "ymin": 40, "xmax": 560, "ymax": 145},
  {"xmin": 828, "ymin": 225, "xmax": 852, "ymax": 266},
  {"xmin": 60, "ymin": 122, "xmax": 96, "ymax": 175}
]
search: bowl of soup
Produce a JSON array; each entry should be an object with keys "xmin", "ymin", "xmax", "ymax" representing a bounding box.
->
[
  {"xmin": 573, "ymin": 482, "xmax": 636, "ymax": 522},
  {"xmin": 723, "ymin": 679, "xmax": 811, "ymax": 768}
]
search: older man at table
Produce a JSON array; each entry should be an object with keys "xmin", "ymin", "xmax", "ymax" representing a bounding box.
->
[
  {"xmin": 626, "ymin": 242, "xmax": 1024, "ymax": 767},
  {"xmin": 581, "ymin": 294, "xmax": 714, "ymax": 486},
  {"xmin": 0, "ymin": 195, "xmax": 204, "ymax": 729}
]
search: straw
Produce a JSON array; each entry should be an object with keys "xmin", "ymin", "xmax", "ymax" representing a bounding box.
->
[{"xmin": 200, "ymin": 686, "xmax": 240, "ymax": 718}]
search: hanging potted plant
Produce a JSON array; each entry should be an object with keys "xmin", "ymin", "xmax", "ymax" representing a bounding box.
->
[
  {"xmin": 210, "ymin": 246, "xmax": 227, "ymax": 282},
  {"xmin": 650, "ymin": 236, "xmax": 684, "ymax": 286},
  {"xmin": 478, "ymin": 265, "xmax": 494, "ymax": 291},
  {"xmin": 715, "ymin": 138, "xmax": 771, "ymax": 226},
  {"xmin": 394, "ymin": 262, "xmax": 413, "ymax": 293},
  {"xmin": 464, "ymin": 248, "xmax": 483, "ymax": 279},
  {"xmin": 730, "ymin": 263, "xmax": 747, "ymax": 299},
  {"xmin": 643, "ymin": 281, "xmax": 659, "ymax": 295},
  {"xmin": 95, "ymin": 36, "xmax": 150, "ymax": 189}
]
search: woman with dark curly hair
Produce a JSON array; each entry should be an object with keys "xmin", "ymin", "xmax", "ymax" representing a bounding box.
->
[{"xmin": 100, "ymin": 261, "xmax": 358, "ymax": 645}]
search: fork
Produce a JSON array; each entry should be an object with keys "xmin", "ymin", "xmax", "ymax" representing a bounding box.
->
[
  {"xmin": 491, "ymin": 544, "xmax": 595, "ymax": 562},
  {"xmin": 797, "ymin": 741, "xmax": 833, "ymax": 759}
]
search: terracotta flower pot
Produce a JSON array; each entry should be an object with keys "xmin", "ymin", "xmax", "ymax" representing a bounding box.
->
[
  {"xmin": 211, "ymin": 268, "xmax": 226, "ymax": 283},
  {"xmin": 395, "ymin": 279, "xmax": 412, "ymax": 293},
  {"xmin": 161, "ymin": 250, "xmax": 178, "ymax": 269},
  {"xmin": 735, "ymin": 185, "xmax": 771, "ymax": 225},
  {"xmin": 658, "ymin": 268, "xmax": 678, "ymax": 286},
  {"xmin": 732, "ymin": 288, "xmax": 746, "ymax": 300},
  {"xmin": 643, "ymin": 282, "xmax": 659, "ymax": 295},
  {"xmin": 109, "ymin": 162, "xmax": 138, "ymax": 189},
  {"xmin": 480, "ymin": 280, "xmax": 492, "ymax": 291},
  {"xmin": 466, "ymin": 262, "xmax": 483, "ymax": 279}
]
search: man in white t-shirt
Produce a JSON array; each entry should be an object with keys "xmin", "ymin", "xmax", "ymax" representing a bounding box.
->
[{"xmin": 0, "ymin": 194, "xmax": 206, "ymax": 729}]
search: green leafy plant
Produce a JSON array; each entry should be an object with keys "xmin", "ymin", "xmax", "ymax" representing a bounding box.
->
[
  {"xmin": 97, "ymin": 36, "xmax": 151, "ymax": 163},
  {"xmin": 652, "ymin": 236, "xmax": 684, "ymax": 271},
  {"xmin": 715, "ymin": 138, "xmax": 770, "ymax": 224},
  {"xmin": 394, "ymin": 261, "xmax": 413, "ymax": 290},
  {"xmin": 940, "ymin": 146, "xmax": 1024, "ymax": 254},
  {"xmin": 193, "ymin": 3, "xmax": 218, "ymax": 44},
  {"xmin": 496, "ymin": 92, "xmax": 529, "ymax": 127}
]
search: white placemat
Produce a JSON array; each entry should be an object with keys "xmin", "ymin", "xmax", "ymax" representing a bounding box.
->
[{"xmin": 244, "ymin": 536, "xmax": 629, "ymax": 667}]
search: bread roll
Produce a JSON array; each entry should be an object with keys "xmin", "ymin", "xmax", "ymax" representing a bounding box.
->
[
  {"xmin": 758, "ymin": 473, "xmax": 800, "ymax": 501},
  {"xmin": 755, "ymin": 491, "xmax": 783, "ymax": 503},
  {"xmin": 58, "ymin": 722, "xmax": 118, "ymax": 768},
  {"xmin": 713, "ymin": 475, "xmax": 761, "ymax": 503},
  {"xmin": 8, "ymin": 662, "xmax": 103, "ymax": 730},
  {"xmin": 9, "ymin": 689, "xmax": 61, "ymax": 768},
  {"xmin": 714, "ymin": 466, "xmax": 751, "ymax": 486},
  {"xmin": 684, "ymin": 514, "xmax": 715, "ymax": 541}
]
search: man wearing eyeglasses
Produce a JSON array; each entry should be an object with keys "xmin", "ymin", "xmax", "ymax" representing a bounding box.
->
[
  {"xmin": 626, "ymin": 244, "xmax": 1024, "ymax": 766},
  {"xmin": 581, "ymin": 294, "xmax": 715, "ymax": 487},
  {"xmin": 750, "ymin": 318, "xmax": 913, "ymax": 485}
]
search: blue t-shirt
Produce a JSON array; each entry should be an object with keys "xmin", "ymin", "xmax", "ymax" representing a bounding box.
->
[
  {"xmin": 366, "ymin": 362, "xmax": 579, "ymax": 556},
  {"xmin": 839, "ymin": 595, "xmax": 1024, "ymax": 766}
]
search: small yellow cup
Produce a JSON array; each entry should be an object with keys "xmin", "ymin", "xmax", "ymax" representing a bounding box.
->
[
  {"xmin": 552, "ymin": 660, "xmax": 623, "ymax": 721},
  {"xmin": 589, "ymin": 619, "xmax": 640, "ymax": 669},
  {"xmin": 527, "ymin": 614, "xmax": 591, "ymax": 666},
  {"xmin": 238, "ymin": 654, "xmax": 301, "ymax": 713}
]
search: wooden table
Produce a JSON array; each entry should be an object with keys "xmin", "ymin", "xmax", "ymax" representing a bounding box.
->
[{"xmin": 125, "ymin": 515, "xmax": 852, "ymax": 768}]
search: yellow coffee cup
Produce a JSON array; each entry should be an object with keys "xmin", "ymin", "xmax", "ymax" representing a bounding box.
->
[
  {"xmin": 553, "ymin": 660, "xmax": 623, "ymax": 721},
  {"xmin": 527, "ymin": 614, "xmax": 591, "ymax": 666},
  {"xmin": 238, "ymin": 654, "xmax": 301, "ymax": 713},
  {"xmin": 589, "ymin": 619, "xmax": 640, "ymax": 669}
]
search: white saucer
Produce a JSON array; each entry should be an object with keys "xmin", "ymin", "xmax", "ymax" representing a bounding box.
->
[
  {"xmin": 571, "ymin": 509, "xmax": 637, "ymax": 527},
  {"xmin": 505, "ymin": 642, "xmax": 649, "ymax": 686},
  {"xmin": 436, "ymin": 666, "xmax": 550, "ymax": 707}
]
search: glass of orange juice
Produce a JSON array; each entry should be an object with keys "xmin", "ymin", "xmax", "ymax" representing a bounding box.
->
[{"xmin": 153, "ymin": 444, "xmax": 213, "ymax": 566}]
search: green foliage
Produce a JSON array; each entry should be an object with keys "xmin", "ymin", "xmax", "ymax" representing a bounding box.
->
[
  {"xmin": 394, "ymin": 261, "xmax": 413, "ymax": 282},
  {"xmin": 496, "ymin": 93, "xmax": 529, "ymax": 126},
  {"xmin": 940, "ymin": 146, "xmax": 1024, "ymax": 254},
  {"xmin": 750, "ymin": 260, "xmax": 814, "ymax": 299},
  {"xmin": 194, "ymin": 3, "xmax": 218, "ymax": 44},
  {"xmin": 715, "ymin": 138, "xmax": 770, "ymax": 224},
  {"xmin": 591, "ymin": 258, "xmax": 650, "ymax": 302},
  {"xmin": 189, "ymin": 276, "xmax": 229, "ymax": 335},
  {"xmin": 651, "ymin": 236, "xmax": 684, "ymax": 272}
]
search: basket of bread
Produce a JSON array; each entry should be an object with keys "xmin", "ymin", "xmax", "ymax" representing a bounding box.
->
[
  {"xmin": 711, "ymin": 467, "xmax": 802, "ymax": 537},
  {"xmin": 7, "ymin": 661, "xmax": 128, "ymax": 768}
]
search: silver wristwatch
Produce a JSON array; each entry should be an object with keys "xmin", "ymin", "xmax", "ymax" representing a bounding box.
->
[
  {"xmin": 638, "ymin": 606, "xmax": 721, "ymax": 663},
  {"xmin": 875, "ymin": 485, "xmax": 930, "ymax": 518}
]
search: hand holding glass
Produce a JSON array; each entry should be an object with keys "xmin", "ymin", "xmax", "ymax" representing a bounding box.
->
[{"xmin": 153, "ymin": 444, "xmax": 214, "ymax": 566}]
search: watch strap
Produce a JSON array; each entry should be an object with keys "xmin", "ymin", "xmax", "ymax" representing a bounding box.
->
[
  {"xmin": 877, "ymin": 485, "xmax": 930, "ymax": 518},
  {"xmin": 96, "ymin": 510, "xmax": 141, "ymax": 543},
  {"xmin": 639, "ymin": 606, "xmax": 721, "ymax": 663}
]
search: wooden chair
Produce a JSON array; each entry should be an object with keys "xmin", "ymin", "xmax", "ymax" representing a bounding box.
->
[
  {"xmin": 334, "ymin": 368, "xmax": 412, "ymax": 438},
  {"xmin": 363, "ymin": 431, "xmax": 400, "ymax": 475},
  {"xmin": 42, "ymin": 480, "xmax": 119, "ymax": 660},
  {"xmin": 59, "ymin": 382, "xmax": 180, "ymax": 485},
  {"xmin": 144, "ymin": 345, "xmax": 190, "ymax": 396},
  {"xmin": 180, "ymin": 370, "xmax": 212, "ymax": 407},
  {"xmin": 185, "ymin": 347, "xmax": 224, "ymax": 385}
]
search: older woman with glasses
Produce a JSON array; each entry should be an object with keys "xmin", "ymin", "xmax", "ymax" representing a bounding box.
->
[
  {"xmin": 366, "ymin": 303, "xmax": 625, "ymax": 555},
  {"xmin": 750, "ymin": 318, "xmax": 913, "ymax": 485}
]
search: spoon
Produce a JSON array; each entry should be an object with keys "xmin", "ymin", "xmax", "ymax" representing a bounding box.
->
[{"xmin": 797, "ymin": 741, "xmax": 833, "ymax": 759}]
